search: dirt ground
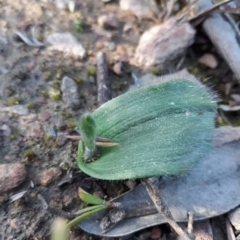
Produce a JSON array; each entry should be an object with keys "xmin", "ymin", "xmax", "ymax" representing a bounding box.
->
[{"xmin": 0, "ymin": 0, "xmax": 238, "ymax": 240}]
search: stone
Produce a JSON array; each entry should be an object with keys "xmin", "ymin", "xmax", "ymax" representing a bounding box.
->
[
  {"xmin": 61, "ymin": 76, "xmax": 80, "ymax": 109},
  {"xmin": 39, "ymin": 167, "xmax": 61, "ymax": 187},
  {"xmin": 46, "ymin": 32, "xmax": 86, "ymax": 60},
  {"xmin": 120, "ymin": 0, "xmax": 159, "ymax": 19},
  {"xmin": 0, "ymin": 163, "xmax": 26, "ymax": 193},
  {"xmin": 38, "ymin": 111, "xmax": 51, "ymax": 121},
  {"xmin": 56, "ymin": 132, "xmax": 67, "ymax": 146},
  {"xmin": 106, "ymin": 41, "xmax": 116, "ymax": 51},
  {"xmin": 98, "ymin": 13, "xmax": 120, "ymax": 29},
  {"xmin": 0, "ymin": 105, "xmax": 29, "ymax": 115},
  {"xmin": 1, "ymin": 124, "xmax": 11, "ymax": 136},
  {"xmin": 198, "ymin": 53, "xmax": 218, "ymax": 69},
  {"xmin": 135, "ymin": 18, "xmax": 195, "ymax": 67},
  {"xmin": 113, "ymin": 62, "xmax": 123, "ymax": 75}
]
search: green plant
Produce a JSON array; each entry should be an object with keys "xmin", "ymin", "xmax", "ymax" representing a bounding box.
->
[
  {"xmin": 77, "ymin": 79, "xmax": 217, "ymax": 180},
  {"xmin": 74, "ymin": 19, "xmax": 83, "ymax": 32}
]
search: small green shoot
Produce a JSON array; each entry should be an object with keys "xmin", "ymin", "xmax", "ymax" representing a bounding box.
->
[
  {"xmin": 78, "ymin": 187, "xmax": 105, "ymax": 205},
  {"xmin": 67, "ymin": 205, "xmax": 106, "ymax": 228},
  {"xmin": 74, "ymin": 19, "xmax": 83, "ymax": 32},
  {"xmin": 80, "ymin": 114, "xmax": 96, "ymax": 151}
]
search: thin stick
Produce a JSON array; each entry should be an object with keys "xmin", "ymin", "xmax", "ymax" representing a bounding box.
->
[
  {"xmin": 97, "ymin": 51, "xmax": 109, "ymax": 106},
  {"xmin": 142, "ymin": 178, "xmax": 193, "ymax": 240}
]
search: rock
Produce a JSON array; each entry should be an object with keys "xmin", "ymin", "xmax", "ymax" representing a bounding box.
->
[
  {"xmin": 56, "ymin": 132, "xmax": 67, "ymax": 146},
  {"xmin": 46, "ymin": 32, "xmax": 86, "ymax": 60},
  {"xmin": 39, "ymin": 167, "xmax": 61, "ymax": 187},
  {"xmin": 135, "ymin": 18, "xmax": 195, "ymax": 67},
  {"xmin": 54, "ymin": 0, "xmax": 75, "ymax": 12},
  {"xmin": 0, "ymin": 34, "xmax": 8, "ymax": 55},
  {"xmin": 125, "ymin": 179, "xmax": 136, "ymax": 190},
  {"xmin": 61, "ymin": 76, "xmax": 80, "ymax": 109},
  {"xmin": 1, "ymin": 124, "xmax": 11, "ymax": 136},
  {"xmin": 38, "ymin": 111, "xmax": 51, "ymax": 121},
  {"xmin": 98, "ymin": 13, "xmax": 120, "ymax": 29},
  {"xmin": 26, "ymin": 122, "xmax": 43, "ymax": 138},
  {"xmin": 0, "ymin": 163, "xmax": 26, "ymax": 193},
  {"xmin": 228, "ymin": 207, "xmax": 240, "ymax": 230},
  {"xmin": 0, "ymin": 105, "xmax": 29, "ymax": 115},
  {"xmin": 88, "ymin": 76, "xmax": 95, "ymax": 84},
  {"xmin": 94, "ymin": 27, "xmax": 113, "ymax": 40},
  {"xmin": 198, "ymin": 53, "xmax": 218, "ymax": 69},
  {"xmin": 113, "ymin": 62, "xmax": 123, "ymax": 75},
  {"xmin": 120, "ymin": 0, "xmax": 159, "ymax": 19},
  {"xmin": 123, "ymin": 23, "xmax": 133, "ymax": 33},
  {"xmin": 105, "ymin": 41, "xmax": 116, "ymax": 51},
  {"xmin": 116, "ymin": 45, "xmax": 128, "ymax": 61}
]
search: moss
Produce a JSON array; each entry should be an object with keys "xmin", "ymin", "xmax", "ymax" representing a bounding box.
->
[
  {"xmin": 67, "ymin": 119, "xmax": 77, "ymax": 129},
  {"xmin": 187, "ymin": 66, "xmax": 199, "ymax": 75},
  {"xmin": 6, "ymin": 96, "xmax": 22, "ymax": 106},
  {"xmin": 40, "ymin": 90, "xmax": 49, "ymax": 98},
  {"xmin": 150, "ymin": 68, "xmax": 159, "ymax": 76},
  {"xmin": 61, "ymin": 110, "xmax": 72, "ymax": 119},
  {"xmin": 49, "ymin": 87, "xmax": 61, "ymax": 101},
  {"xmin": 87, "ymin": 66, "xmax": 96, "ymax": 76},
  {"xmin": 24, "ymin": 149, "xmax": 36, "ymax": 159},
  {"xmin": 9, "ymin": 134, "xmax": 15, "ymax": 140},
  {"xmin": 27, "ymin": 100, "xmax": 35, "ymax": 109},
  {"xmin": 51, "ymin": 80, "xmax": 61, "ymax": 90},
  {"xmin": 74, "ymin": 77, "xmax": 85, "ymax": 85},
  {"xmin": 56, "ymin": 70, "xmax": 63, "ymax": 80},
  {"xmin": 217, "ymin": 116, "xmax": 228, "ymax": 127}
]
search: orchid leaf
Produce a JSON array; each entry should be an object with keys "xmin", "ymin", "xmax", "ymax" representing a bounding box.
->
[{"xmin": 77, "ymin": 79, "xmax": 216, "ymax": 180}]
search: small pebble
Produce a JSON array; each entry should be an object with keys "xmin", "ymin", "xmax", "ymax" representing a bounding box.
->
[
  {"xmin": 0, "ymin": 163, "xmax": 26, "ymax": 193},
  {"xmin": 123, "ymin": 23, "xmax": 132, "ymax": 33},
  {"xmin": 116, "ymin": 45, "xmax": 128, "ymax": 61},
  {"xmin": 113, "ymin": 61, "xmax": 123, "ymax": 75},
  {"xmin": 0, "ymin": 105, "xmax": 29, "ymax": 115},
  {"xmin": 61, "ymin": 76, "xmax": 80, "ymax": 109},
  {"xmin": 1, "ymin": 124, "xmax": 11, "ymax": 136},
  {"xmin": 39, "ymin": 167, "xmax": 62, "ymax": 187},
  {"xmin": 88, "ymin": 76, "xmax": 95, "ymax": 83},
  {"xmin": 94, "ymin": 27, "xmax": 113, "ymax": 39},
  {"xmin": 38, "ymin": 111, "xmax": 51, "ymax": 121},
  {"xmin": 106, "ymin": 41, "xmax": 116, "ymax": 51},
  {"xmin": 198, "ymin": 53, "xmax": 218, "ymax": 69},
  {"xmin": 125, "ymin": 179, "xmax": 136, "ymax": 190},
  {"xmin": 56, "ymin": 132, "xmax": 67, "ymax": 146},
  {"xmin": 95, "ymin": 41, "xmax": 104, "ymax": 49},
  {"xmin": 26, "ymin": 122, "xmax": 43, "ymax": 138},
  {"xmin": 46, "ymin": 32, "xmax": 86, "ymax": 59},
  {"xmin": 98, "ymin": 13, "xmax": 120, "ymax": 29}
]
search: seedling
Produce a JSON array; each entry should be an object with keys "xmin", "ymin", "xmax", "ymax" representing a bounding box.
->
[{"xmin": 60, "ymin": 78, "xmax": 216, "ymax": 239}]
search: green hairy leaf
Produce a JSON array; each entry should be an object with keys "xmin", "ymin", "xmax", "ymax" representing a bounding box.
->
[{"xmin": 77, "ymin": 79, "xmax": 217, "ymax": 180}]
